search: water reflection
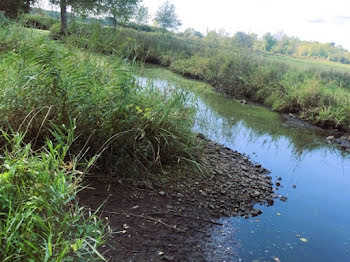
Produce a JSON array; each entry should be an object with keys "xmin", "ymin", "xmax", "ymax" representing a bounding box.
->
[{"xmin": 139, "ymin": 65, "xmax": 350, "ymax": 262}]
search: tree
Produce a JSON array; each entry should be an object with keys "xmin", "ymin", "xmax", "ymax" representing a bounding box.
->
[
  {"xmin": 0, "ymin": 0, "xmax": 36, "ymax": 18},
  {"xmin": 154, "ymin": 1, "xmax": 181, "ymax": 33},
  {"xmin": 183, "ymin": 27, "xmax": 203, "ymax": 38},
  {"xmin": 263, "ymin": 33, "xmax": 277, "ymax": 52},
  {"xmin": 233, "ymin": 32, "xmax": 256, "ymax": 49},
  {"xmin": 103, "ymin": 0, "xmax": 140, "ymax": 26},
  {"xmin": 49, "ymin": 0, "xmax": 102, "ymax": 33},
  {"xmin": 133, "ymin": 5, "xmax": 149, "ymax": 25}
]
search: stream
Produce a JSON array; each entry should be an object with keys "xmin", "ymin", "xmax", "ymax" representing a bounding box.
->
[{"xmin": 139, "ymin": 64, "xmax": 350, "ymax": 262}]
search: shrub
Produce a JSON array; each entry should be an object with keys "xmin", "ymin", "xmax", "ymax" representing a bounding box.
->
[{"xmin": 20, "ymin": 14, "xmax": 58, "ymax": 30}]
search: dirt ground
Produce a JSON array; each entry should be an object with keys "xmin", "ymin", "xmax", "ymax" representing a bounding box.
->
[{"xmin": 79, "ymin": 135, "xmax": 284, "ymax": 261}]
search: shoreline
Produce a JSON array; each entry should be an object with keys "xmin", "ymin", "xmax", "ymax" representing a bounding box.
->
[
  {"xmin": 79, "ymin": 134, "xmax": 285, "ymax": 261},
  {"xmin": 143, "ymin": 62, "xmax": 350, "ymax": 151}
]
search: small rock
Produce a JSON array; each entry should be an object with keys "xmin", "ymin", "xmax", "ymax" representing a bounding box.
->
[
  {"xmin": 326, "ymin": 136, "xmax": 335, "ymax": 140},
  {"xmin": 292, "ymin": 185, "xmax": 296, "ymax": 189},
  {"xmin": 251, "ymin": 209, "xmax": 263, "ymax": 217},
  {"xmin": 159, "ymin": 191, "xmax": 166, "ymax": 196},
  {"xmin": 266, "ymin": 197, "xmax": 274, "ymax": 206},
  {"xmin": 222, "ymin": 210, "xmax": 230, "ymax": 216},
  {"xmin": 277, "ymin": 177, "xmax": 282, "ymax": 181},
  {"xmin": 276, "ymin": 182, "xmax": 281, "ymax": 187},
  {"xmin": 255, "ymin": 164, "xmax": 262, "ymax": 168},
  {"xmin": 280, "ymin": 196, "xmax": 288, "ymax": 202},
  {"xmin": 239, "ymin": 99, "xmax": 247, "ymax": 104}
]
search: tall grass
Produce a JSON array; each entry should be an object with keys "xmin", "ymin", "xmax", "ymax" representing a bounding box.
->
[
  {"xmin": 54, "ymin": 22, "xmax": 350, "ymax": 131},
  {"xmin": 0, "ymin": 24, "xmax": 201, "ymax": 178},
  {"xmin": 0, "ymin": 126, "xmax": 107, "ymax": 261},
  {"xmin": 20, "ymin": 14, "xmax": 58, "ymax": 30},
  {"xmin": 0, "ymin": 23, "xmax": 203, "ymax": 261}
]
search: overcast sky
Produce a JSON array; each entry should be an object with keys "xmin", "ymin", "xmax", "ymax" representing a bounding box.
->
[{"xmin": 35, "ymin": 0, "xmax": 350, "ymax": 50}]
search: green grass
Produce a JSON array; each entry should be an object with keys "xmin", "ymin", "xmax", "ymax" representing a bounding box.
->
[
  {"xmin": 20, "ymin": 14, "xmax": 59, "ymax": 30},
  {"xmin": 260, "ymin": 53, "xmax": 350, "ymax": 73},
  {"xmin": 0, "ymin": 127, "xmax": 107, "ymax": 261},
  {"xmin": 1, "ymin": 24, "xmax": 201, "ymax": 177}
]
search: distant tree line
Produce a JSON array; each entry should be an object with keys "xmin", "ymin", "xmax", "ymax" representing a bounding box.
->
[{"xmin": 182, "ymin": 29, "xmax": 350, "ymax": 65}]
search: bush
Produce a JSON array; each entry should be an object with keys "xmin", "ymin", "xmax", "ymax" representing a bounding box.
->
[
  {"xmin": 49, "ymin": 22, "xmax": 61, "ymax": 39},
  {"xmin": 20, "ymin": 14, "xmax": 58, "ymax": 30}
]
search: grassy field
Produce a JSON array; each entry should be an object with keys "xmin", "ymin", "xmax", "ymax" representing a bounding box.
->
[
  {"xmin": 261, "ymin": 53, "xmax": 350, "ymax": 73},
  {"xmin": 0, "ymin": 21, "xmax": 202, "ymax": 261}
]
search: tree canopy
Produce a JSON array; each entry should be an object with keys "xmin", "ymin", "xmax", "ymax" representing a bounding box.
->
[
  {"xmin": 0, "ymin": 0, "xmax": 35, "ymax": 18},
  {"xmin": 103, "ymin": 0, "xmax": 140, "ymax": 26},
  {"xmin": 49, "ymin": 0, "xmax": 140, "ymax": 32},
  {"xmin": 133, "ymin": 5, "xmax": 149, "ymax": 25},
  {"xmin": 154, "ymin": 1, "xmax": 181, "ymax": 32}
]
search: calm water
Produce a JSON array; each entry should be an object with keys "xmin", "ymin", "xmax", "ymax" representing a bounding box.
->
[{"xmin": 139, "ymin": 65, "xmax": 350, "ymax": 262}]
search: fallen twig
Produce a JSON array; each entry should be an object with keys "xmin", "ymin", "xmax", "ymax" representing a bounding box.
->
[
  {"xmin": 98, "ymin": 210, "xmax": 186, "ymax": 233},
  {"xmin": 148, "ymin": 211, "xmax": 224, "ymax": 226}
]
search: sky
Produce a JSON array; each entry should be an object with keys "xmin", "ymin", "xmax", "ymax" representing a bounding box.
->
[{"xmin": 34, "ymin": 0, "xmax": 350, "ymax": 50}]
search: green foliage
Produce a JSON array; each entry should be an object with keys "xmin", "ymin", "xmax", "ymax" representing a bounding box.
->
[
  {"xmin": 154, "ymin": 1, "xmax": 182, "ymax": 32},
  {"xmin": 0, "ymin": 0, "xmax": 35, "ymax": 18},
  {"xmin": 103, "ymin": 0, "xmax": 140, "ymax": 25},
  {"xmin": 1, "ymin": 25, "xmax": 200, "ymax": 177},
  {"xmin": 0, "ymin": 128, "xmax": 107, "ymax": 261},
  {"xmin": 263, "ymin": 32, "xmax": 277, "ymax": 52},
  {"xmin": 53, "ymin": 22, "xmax": 350, "ymax": 131},
  {"xmin": 133, "ymin": 5, "xmax": 149, "ymax": 25},
  {"xmin": 20, "ymin": 13, "xmax": 58, "ymax": 30}
]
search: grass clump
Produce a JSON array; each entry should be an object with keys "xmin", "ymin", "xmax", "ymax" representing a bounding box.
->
[
  {"xmin": 20, "ymin": 14, "xmax": 58, "ymax": 30},
  {"xmin": 0, "ymin": 25, "xmax": 200, "ymax": 179},
  {"xmin": 0, "ymin": 127, "xmax": 107, "ymax": 261}
]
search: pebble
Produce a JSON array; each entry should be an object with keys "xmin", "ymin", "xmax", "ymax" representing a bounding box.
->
[
  {"xmin": 159, "ymin": 191, "xmax": 166, "ymax": 196},
  {"xmin": 280, "ymin": 196, "xmax": 288, "ymax": 202},
  {"xmin": 171, "ymin": 135, "xmax": 279, "ymax": 219}
]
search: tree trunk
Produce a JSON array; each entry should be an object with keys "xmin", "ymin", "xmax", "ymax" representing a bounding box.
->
[
  {"xmin": 71, "ymin": 7, "xmax": 75, "ymax": 22},
  {"xmin": 60, "ymin": 0, "xmax": 68, "ymax": 34}
]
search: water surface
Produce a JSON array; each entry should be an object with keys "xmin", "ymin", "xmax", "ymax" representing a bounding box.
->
[{"xmin": 140, "ymin": 65, "xmax": 350, "ymax": 262}]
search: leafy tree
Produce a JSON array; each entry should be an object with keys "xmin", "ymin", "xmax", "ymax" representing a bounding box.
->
[
  {"xmin": 154, "ymin": 1, "xmax": 181, "ymax": 33},
  {"xmin": 133, "ymin": 5, "xmax": 149, "ymax": 25},
  {"xmin": 233, "ymin": 32, "xmax": 256, "ymax": 49},
  {"xmin": 263, "ymin": 32, "xmax": 277, "ymax": 52},
  {"xmin": 183, "ymin": 27, "xmax": 203, "ymax": 38},
  {"xmin": 0, "ymin": 0, "xmax": 36, "ymax": 18},
  {"xmin": 49, "ymin": 0, "xmax": 102, "ymax": 33},
  {"xmin": 103, "ymin": 0, "xmax": 140, "ymax": 26}
]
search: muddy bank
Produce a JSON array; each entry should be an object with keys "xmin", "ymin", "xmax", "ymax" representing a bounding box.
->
[
  {"xmin": 79, "ymin": 135, "xmax": 283, "ymax": 261},
  {"xmin": 281, "ymin": 113, "xmax": 350, "ymax": 151}
]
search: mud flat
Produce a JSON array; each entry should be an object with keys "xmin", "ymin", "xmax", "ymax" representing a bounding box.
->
[{"xmin": 79, "ymin": 134, "xmax": 283, "ymax": 261}]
